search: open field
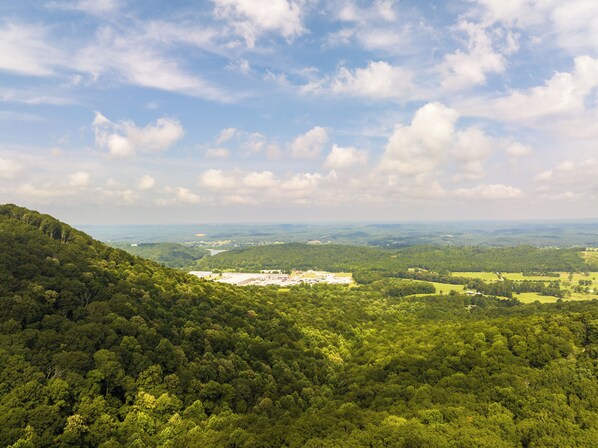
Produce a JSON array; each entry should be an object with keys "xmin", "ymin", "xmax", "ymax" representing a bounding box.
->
[
  {"xmin": 453, "ymin": 272, "xmax": 501, "ymax": 281},
  {"xmin": 428, "ymin": 281, "xmax": 464, "ymax": 295},
  {"xmin": 453, "ymin": 271, "xmax": 598, "ymax": 282},
  {"xmin": 449, "ymin": 271, "xmax": 598, "ymax": 303},
  {"xmin": 583, "ymin": 250, "xmax": 598, "ymax": 265},
  {"xmin": 514, "ymin": 292, "xmax": 598, "ymax": 304}
]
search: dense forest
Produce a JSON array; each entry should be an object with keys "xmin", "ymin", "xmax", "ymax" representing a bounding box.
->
[
  {"xmin": 198, "ymin": 243, "xmax": 594, "ymax": 283},
  {"xmin": 111, "ymin": 243, "xmax": 209, "ymax": 270},
  {"xmin": 1, "ymin": 204, "xmax": 598, "ymax": 447}
]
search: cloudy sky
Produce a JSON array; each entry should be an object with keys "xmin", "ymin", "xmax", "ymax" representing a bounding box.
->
[{"xmin": 0, "ymin": 0, "xmax": 597, "ymax": 224}]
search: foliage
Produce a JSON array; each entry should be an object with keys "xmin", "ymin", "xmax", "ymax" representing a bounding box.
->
[
  {"xmin": 112, "ymin": 242, "xmax": 209, "ymax": 270},
  {"xmin": 198, "ymin": 243, "xmax": 592, "ymax": 283},
  {"xmin": 1, "ymin": 204, "xmax": 598, "ymax": 447}
]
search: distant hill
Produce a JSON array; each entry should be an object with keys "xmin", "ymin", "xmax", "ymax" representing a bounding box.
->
[
  {"xmin": 198, "ymin": 242, "xmax": 594, "ymax": 278},
  {"xmin": 1, "ymin": 204, "xmax": 598, "ymax": 447},
  {"xmin": 112, "ymin": 242, "xmax": 209, "ymax": 269}
]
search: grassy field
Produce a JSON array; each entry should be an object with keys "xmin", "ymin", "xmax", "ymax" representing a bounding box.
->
[
  {"xmin": 450, "ymin": 271, "xmax": 598, "ymax": 303},
  {"xmin": 583, "ymin": 250, "xmax": 598, "ymax": 266},
  {"xmin": 453, "ymin": 271, "xmax": 598, "ymax": 282},
  {"xmin": 453, "ymin": 272, "xmax": 501, "ymax": 281},
  {"xmin": 429, "ymin": 281, "xmax": 464, "ymax": 294}
]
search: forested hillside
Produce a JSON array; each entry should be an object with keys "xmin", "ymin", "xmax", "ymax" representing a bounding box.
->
[
  {"xmin": 1, "ymin": 204, "xmax": 598, "ymax": 447},
  {"xmin": 111, "ymin": 242, "xmax": 209, "ymax": 270},
  {"xmin": 198, "ymin": 243, "xmax": 593, "ymax": 282}
]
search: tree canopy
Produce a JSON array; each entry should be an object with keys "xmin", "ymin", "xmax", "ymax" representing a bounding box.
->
[{"xmin": 1, "ymin": 204, "xmax": 597, "ymax": 447}]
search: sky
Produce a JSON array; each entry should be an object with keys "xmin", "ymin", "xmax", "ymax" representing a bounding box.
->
[{"xmin": 0, "ymin": 0, "xmax": 597, "ymax": 224}]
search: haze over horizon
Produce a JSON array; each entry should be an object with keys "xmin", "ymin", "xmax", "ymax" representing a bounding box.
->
[{"xmin": 1, "ymin": 0, "xmax": 597, "ymax": 224}]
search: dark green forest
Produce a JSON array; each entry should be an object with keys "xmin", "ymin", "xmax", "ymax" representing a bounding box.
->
[
  {"xmin": 1, "ymin": 204, "xmax": 598, "ymax": 447},
  {"xmin": 198, "ymin": 243, "xmax": 594, "ymax": 283},
  {"xmin": 111, "ymin": 243, "xmax": 209, "ymax": 270}
]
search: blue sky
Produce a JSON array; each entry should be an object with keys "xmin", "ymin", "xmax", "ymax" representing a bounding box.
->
[{"xmin": 0, "ymin": 0, "xmax": 597, "ymax": 224}]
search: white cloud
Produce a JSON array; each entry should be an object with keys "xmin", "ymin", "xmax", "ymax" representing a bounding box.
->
[
  {"xmin": 281, "ymin": 172, "xmax": 322, "ymax": 191},
  {"xmin": 290, "ymin": 126, "xmax": 328, "ymax": 159},
  {"xmin": 47, "ymin": 0, "xmax": 122, "ymax": 15},
  {"xmin": 505, "ymin": 142, "xmax": 532, "ymax": 159},
  {"xmin": 138, "ymin": 174, "xmax": 156, "ymax": 190},
  {"xmin": 336, "ymin": 0, "xmax": 397, "ymax": 23},
  {"xmin": 176, "ymin": 187, "xmax": 202, "ymax": 204},
  {"xmin": 455, "ymin": 183, "xmax": 522, "ymax": 199},
  {"xmin": 216, "ymin": 127, "xmax": 238, "ymax": 144},
  {"xmin": 243, "ymin": 170, "xmax": 278, "ymax": 188},
  {"xmin": 241, "ymin": 132, "xmax": 267, "ymax": 155},
  {"xmin": 452, "ymin": 128, "xmax": 493, "ymax": 181},
  {"xmin": 68, "ymin": 170, "xmax": 90, "ymax": 187},
  {"xmin": 0, "ymin": 158, "xmax": 23, "ymax": 179},
  {"xmin": 303, "ymin": 61, "xmax": 416, "ymax": 101},
  {"xmin": 380, "ymin": 102, "xmax": 459, "ymax": 176},
  {"xmin": 18, "ymin": 183, "xmax": 69, "ymax": 198},
  {"xmin": 206, "ymin": 147, "xmax": 231, "ymax": 158},
  {"xmin": 534, "ymin": 160, "xmax": 586, "ymax": 183},
  {"xmin": 0, "ymin": 88, "xmax": 74, "ymax": 105},
  {"xmin": 200, "ymin": 169, "xmax": 237, "ymax": 189},
  {"xmin": 473, "ymin": 0, "xmax": 598, "ymax": 54},
  {"xmin": 0, "ymin": 18, "xmax": 234, "ymax": 102},
  {"xmin": 440, "ymin": 21, "xmax": 507, "ymax": 90},
  {"xmin": 325, "ymin": 145, "xmax": 368, "ymax": 169},
  {"xmin": 461, "ymin": 55, "xmax": 598, "ymax": 124},
  {"xmin": 0, "ymin": 22, "xmax": 61, "ymax": 76},
  {"xmin": 213, "ymin": 0, "xmax": 306, "ymax": 48},
  {"xmin": 93, "ymin": 112, "xmax": 184, "ymax": 157},
  {"xmin": 379, "ymin": 102, "xmax": 508, "ymax": 183}
]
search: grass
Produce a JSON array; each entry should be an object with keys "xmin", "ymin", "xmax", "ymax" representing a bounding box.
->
[
  {"xmin": 409, "ymin": 280, "xmax": 464, "ymax": 295},
  {"xmin": 514, "ymin": 292, "xmax": 560, "ymax": 304},
  {"xmin": 583, "ymin": 250, "xmax": 598, "ymax": 266},
  {"xmin": 452, "ymin": 272, "xmax": 501, "ymax": 281},
  {"xmin": 449, "ymin": 271, "xmax": 598, "ymax": 303}
]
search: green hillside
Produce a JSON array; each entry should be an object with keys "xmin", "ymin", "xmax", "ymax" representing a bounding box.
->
[
  {"xmin": 1, "ymin": 204, "xmax": 598, "ymax": 447},
  {"xmin": 199, "ymin": 243, "xmax": 592, "ymax": 274},
  {"xmin": 111, "ymin": 242, "xmax": 209, "ymax": 270}
]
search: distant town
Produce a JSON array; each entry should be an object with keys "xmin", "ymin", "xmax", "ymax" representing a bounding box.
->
[{"xmin": 189, "ymin": 270, "xmax": 353, "ymax": 287}]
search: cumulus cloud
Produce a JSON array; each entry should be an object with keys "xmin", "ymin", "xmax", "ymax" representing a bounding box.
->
[
  {"xmin": 68, "ymin": 170, "xmax": 91, "ymax": 187},
  {"xmin": 93, "ymin": 112, "xmax": 184, "ymax": 157},
  {"xmin": 472, "ymin": 56, "xmax": 598, "ymax": 123},
  {"xmin": 216, "ymin": 127, "xmax": 237, "ymax": 144},
  {"xmin": 380, "ymin": 102, "xmax": 459, "ymax": 176},
  {"xmin": 440, "ymin": 21, "xmax": 508, "ymax": 90},
  {"xmin": 213, "ymin": 0, "xmax": 307, "ymax": 47},
  {"xmin": 325, "ymin": 145, "xmax": 368, "ymax": 169},
  {"xmin": 303, "ymin": 61, "xmax": 416, "ymax": 101},
  {"xmin": 243, "ymin": 170, "xmax": 278, "ymax": 188},
  {"xmin": 18, "ymin": 183, "xmax": 67, "ymax": 198},
  {"xmin": 534, "ymin": 160, "xmax": 581, "ymax": 182},
  {"xmin": 505, "ymin": 142, "xmax": 532, "ymax": 159},
  {"xmin": 0, "ymin": 158, "xmax": 23, "ymax": 179},
  {"xmin": 380, "ymin": 102, "xmax": 507, "ymax": 183},
  {"xmin": 241, "ymin": 132, "xmax": 268, "ymax": 155},
  {"xmin": 176, "ymin": 187, "xmax": 202, "ymax": 204},
  {"xmin": 281, "ymin": 172, "xmax": 322, "ymax": 191},
  {"xmin": 200, "ymin": 169, "xmax": 237, "ymax": 189},
  {"xmin": 455, "ymin": 183, "xmax": 522, "ymax": 199},
  {"xmin": 473, "ymin": 0, "xmax": 598, "ymax": 54},
  {"xmin": 290, "ymin": 126, "xmax": 328, "ymax": 159},
  {"xmin": 325, "ymin": 1, "xmax": 413, "ymax": 54},
  {"xmin": 138, "ymin": 174, "xmax": 156, "ymax": 190}
]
